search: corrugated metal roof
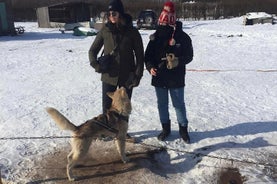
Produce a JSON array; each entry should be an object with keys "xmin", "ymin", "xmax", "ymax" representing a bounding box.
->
[{"xmin": 11, "ymin": 0, "xmax": 88, "ymax": 9}]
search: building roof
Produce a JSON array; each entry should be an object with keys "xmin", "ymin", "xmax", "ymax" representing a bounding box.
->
[
  {"xmin": 245, "ymin": 12, "xmax": 273, "ymax": 19},
  {"xmin": 11, "ymin": 0, "xmax": 86, "ymax": 9}
]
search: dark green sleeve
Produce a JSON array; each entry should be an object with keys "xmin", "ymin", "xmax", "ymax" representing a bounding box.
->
[
  {"xmin": 145, "ymin": 40, "xmax": 156, "ymax": 72},
  {"xmin": 132, "ymin": 29, "xmax": 145, "ymax": 79},
  {"xmin": 88, "ymin": 31, "xmax": 104, "ymax": 72}
]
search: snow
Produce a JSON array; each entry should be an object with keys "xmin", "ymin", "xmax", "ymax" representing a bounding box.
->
[
  {"xmin": 0, "ymin": 17, "xmax": 277, "ymax": 183},
  {"xmin": 245, "ymin": 12, "xmax": 273, "ymax": 19}
]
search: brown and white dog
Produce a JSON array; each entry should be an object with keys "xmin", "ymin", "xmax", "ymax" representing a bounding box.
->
[{"xmin": 46, "ymin": 87, "xmax": 131, "ymax": 181}]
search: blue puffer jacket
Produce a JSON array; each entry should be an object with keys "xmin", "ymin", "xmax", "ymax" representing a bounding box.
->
[{"xmin": 145, "ymin": 21, "xmax": 193, "ymax": 88}]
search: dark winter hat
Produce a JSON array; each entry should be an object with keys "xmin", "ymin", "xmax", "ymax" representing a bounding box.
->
[
  {"xmin": 108, "ymin": 0, "xmax": 125, "ymax": 15},
  {"xmin": 158, "ymin": 1, "xmax": 176, "ymax": 26}
]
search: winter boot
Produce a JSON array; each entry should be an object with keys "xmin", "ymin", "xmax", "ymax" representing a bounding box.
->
[
  {"xmin": 157, "ymin": 123, "xmax": 171, "ymax": 141},
  {"xmin": 179, "ymin": 124, "xmax": 190, "ymax": 143}
]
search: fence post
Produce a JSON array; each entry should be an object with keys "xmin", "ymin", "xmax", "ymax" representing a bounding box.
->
[{"xmin": 0, "ymin": 168, "xmax": 2, "ymax": 184}]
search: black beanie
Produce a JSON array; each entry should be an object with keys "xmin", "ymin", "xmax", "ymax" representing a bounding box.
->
[{"xmin": 108, "ymin": 0, "xmax": 124, "ymax": 15}]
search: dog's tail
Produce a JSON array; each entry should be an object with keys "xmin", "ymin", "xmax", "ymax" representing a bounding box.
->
[{"xmin": 46, "ymin": 107, "xmax": 77, "ymax": 132}]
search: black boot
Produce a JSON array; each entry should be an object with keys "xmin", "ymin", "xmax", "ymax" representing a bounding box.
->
[
  {"xmin": 157, "ymin": 123, "xmax": 171, "ymax": 141},
  {"xmin": 179, "ymin": 124, "xmax": 190, "ymax": 143}
]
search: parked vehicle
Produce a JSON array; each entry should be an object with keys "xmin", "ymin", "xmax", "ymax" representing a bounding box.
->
[{"xmin": 136, "ymin": 9, "xmax": 158, "ymax": 30}]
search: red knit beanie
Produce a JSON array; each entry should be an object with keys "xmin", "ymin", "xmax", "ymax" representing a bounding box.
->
[{"xmin": 158, "ymin": 1, "xmax": 176, "ymax": 26}]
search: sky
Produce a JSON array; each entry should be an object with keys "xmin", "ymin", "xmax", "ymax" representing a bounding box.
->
[{"xmin": 0, "ymin": 17, "xmax": 277, "ymax": 183}]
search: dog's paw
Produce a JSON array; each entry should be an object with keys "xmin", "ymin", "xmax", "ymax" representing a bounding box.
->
[
  {"xmin": 68, "ymin": 177, "xmax": 76, "ymax": 181},
  {"xmin": 122, "ymin": 157, "xmax": 130, "ymax": 163}
]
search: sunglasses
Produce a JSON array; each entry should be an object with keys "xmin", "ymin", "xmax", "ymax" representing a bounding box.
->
[{"xmin": 108, "ymin": 11, "xmax": 119, "ymax": 17}]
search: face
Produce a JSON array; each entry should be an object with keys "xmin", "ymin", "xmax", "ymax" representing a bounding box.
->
[{"xmin": 108, "ymin": 11, "xmax": 120, "ymax": 23}]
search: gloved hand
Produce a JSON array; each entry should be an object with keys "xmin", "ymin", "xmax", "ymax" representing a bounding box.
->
[
  {"xmin": 90, "ymin": 62, "xmax": 102, "ymax": 73},
  {"xmin": 95, "ymin": 67, "xmax": 102, "ymax": 73},
  {"xmin": 166, "ymin": 53, "xmax": 179, "ymax": 69},
  {"xmin": 129, "ymin": 77, "xmax": 140, "ymax": 89},
  {"xmin": 125, "ymin": 72, "xmax": 140, "ymax": 89},
  {"xmin": 90, "ymin": 61, "xmax": 94, "ymax": 68}
]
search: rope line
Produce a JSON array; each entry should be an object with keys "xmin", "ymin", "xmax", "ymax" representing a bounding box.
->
[
  {"xmin": 0, "ymin": 136, "xmax": 72, "ymax": 140},
  {"xmin": 186, "ymin": 69, "xmax": 277, "ymax": 72},
  {"xmin": 139, "ymin": 142, "xmax": 277, "ymax": 167},
  {"xmin": 143, "ymin": 68, "xmax": 277, "ymax": 73},
  {"xmin": 0, "ymin": 135, "xmax": 276, "ymax": 168}
]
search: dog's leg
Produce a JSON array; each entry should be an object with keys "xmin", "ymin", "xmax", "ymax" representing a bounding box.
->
[
  {"xmin": 115, "ymin": 138, "xmax": 129, "ymax": 163},
  {"xmin": 67, "ymin": 150, "xmax": 77, "ymax": 181},
  {"xmin": 67, "ymin": 138, "xmax": 91, "ymax": 181},
  {"xmin": 115, "ymin": 123, "xmax": 129, "ymax": 163}
]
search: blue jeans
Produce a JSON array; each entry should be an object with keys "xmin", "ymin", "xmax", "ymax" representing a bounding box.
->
[{"xmin": 155, "ymin": 87, "xmax": 188, "ymax": 127}]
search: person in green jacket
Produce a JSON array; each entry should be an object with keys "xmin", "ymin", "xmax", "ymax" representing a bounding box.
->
[{"xmin": 89, "ymin": 0, "xmax": 144, "ymax": 114}]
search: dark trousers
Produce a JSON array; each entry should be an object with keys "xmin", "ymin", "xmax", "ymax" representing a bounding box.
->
[{"xmin": 102, "ymin": 82, "xmax": 133, "ymax": 114}]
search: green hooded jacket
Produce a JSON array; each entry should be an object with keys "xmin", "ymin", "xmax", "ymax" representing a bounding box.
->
[{"xmin": 88, "ymin": 14, "xmax": 144, "ymax": 87}]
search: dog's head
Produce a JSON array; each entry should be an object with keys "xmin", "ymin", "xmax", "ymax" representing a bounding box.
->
[{"xmin": 107, "ymin": 87, "xmax": 132, "ymax": 116}]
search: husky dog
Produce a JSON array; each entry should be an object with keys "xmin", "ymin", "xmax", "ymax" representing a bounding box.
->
[{"xmin": 46, "ymin": 87, "xmax": 132, "ymax": 181}]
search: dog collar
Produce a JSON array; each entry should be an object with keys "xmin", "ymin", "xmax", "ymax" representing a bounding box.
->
[
  {"xmin": 92, "ymin": 110, "xmax": 129, "ymax": 134},
  {"xmin": 111, "ymin": 110, "xmax": 129, "ymax": 122}
]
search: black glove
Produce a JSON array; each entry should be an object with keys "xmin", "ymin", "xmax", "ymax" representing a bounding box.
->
[
  {"xmin": 125, "ymin": 73, "xmax": 140, "ymax": 89},
  {"xmin": 90, "ymin": 61, "xmax": 102, "ymax": 73},
  {"xmin": 95, "ymin": 66, "xmax": 102, "ymax": 73}
]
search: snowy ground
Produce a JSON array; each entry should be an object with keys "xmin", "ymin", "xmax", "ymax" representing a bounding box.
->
[{"xmin": 0, "ymin": 17, "xmax": 277, "ymax": 183}]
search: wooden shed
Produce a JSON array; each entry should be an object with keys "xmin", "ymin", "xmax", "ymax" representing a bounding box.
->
[
  {"xmin": 244, "ymin": 12, "xmax": 273, "ymax": 25},
  {"xmin": 36, "ymin": 2, "xmax": 91, "ymax": 28},
  {"xmin": 0, "ymin": 0, "xmax": 15, "ymax": 35}
]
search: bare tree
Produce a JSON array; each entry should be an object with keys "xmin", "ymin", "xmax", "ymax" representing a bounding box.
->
[{"xmin": 11, "ymin": 0, "xmax": 277, "ymax": 21}]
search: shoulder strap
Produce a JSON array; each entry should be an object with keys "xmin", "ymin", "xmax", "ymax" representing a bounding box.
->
[
  {"xmin": 110, "ymin": 34, "xmax": 123, "ymax": 55},
  {"xmin": 100, "ymin": 49, "xmax": 104, "ymax": 56},
  {"xmin": 100, "ymin": 34, "xmax": 124, "ymax": 56}
]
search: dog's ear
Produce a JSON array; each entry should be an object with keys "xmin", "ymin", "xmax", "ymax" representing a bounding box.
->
[
  {"xmin": 119, "ymin": 89, "xmax": 125, "ymax": 96},
  {"xmin": 119, "ymin": 87, "xmax": 126, "ymax": 95},
  {"xmin": 107, "ymin": 91, "xmax": 114, "ymax": 99}
]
